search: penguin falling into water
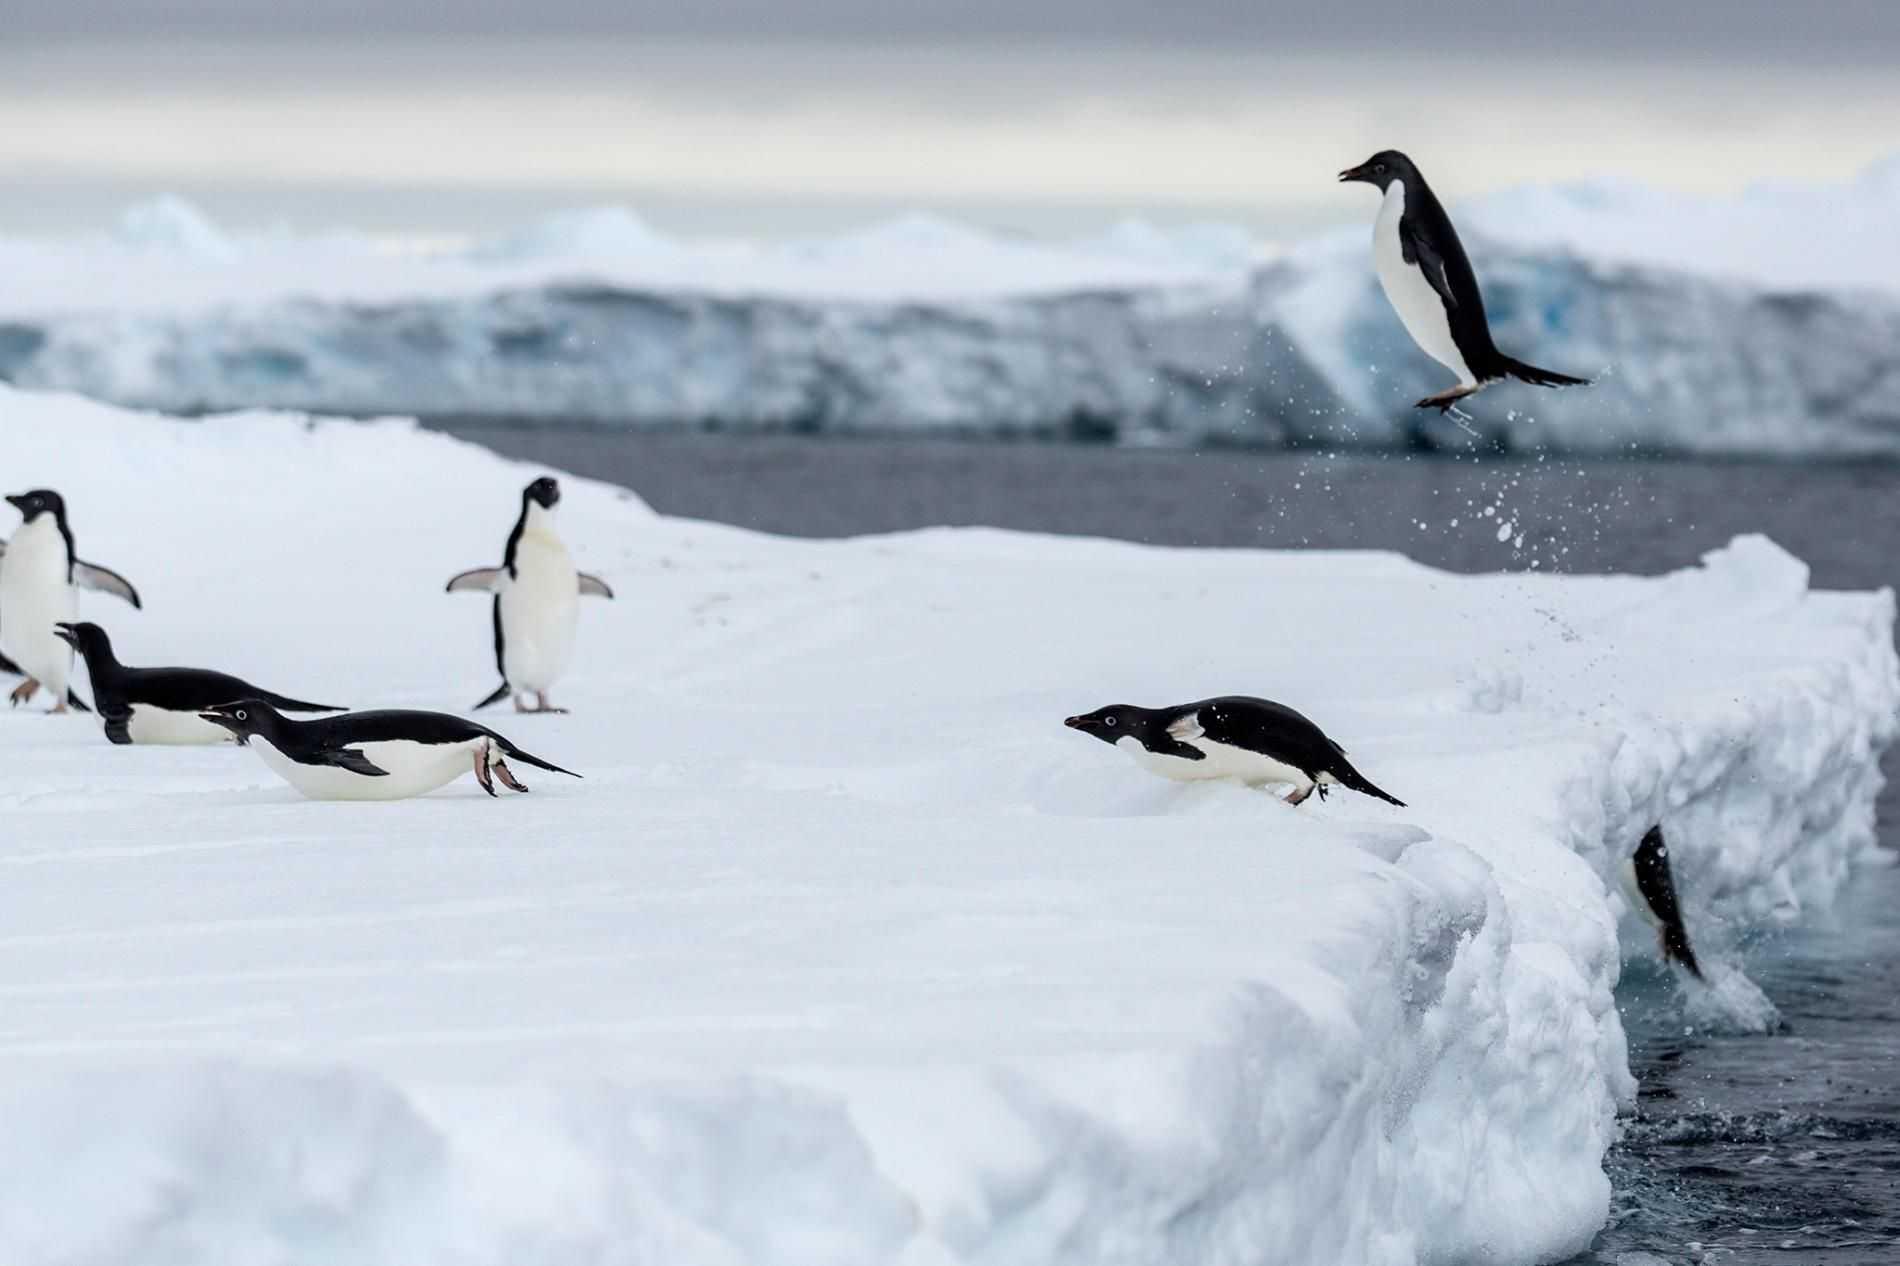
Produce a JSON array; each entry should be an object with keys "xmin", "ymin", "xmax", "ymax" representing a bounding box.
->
[
  {"xmin": 446, "ymin": 476, "xmax": 613, "ymax": 714},
  {"xmin": 0, "ymin": 489, "xmax": 141, "ymax": 713},
  {"xmin": 200, "ymin": 700, "xmax": 580, "ymax": 801},
  {"xmin": 56, "ymin": 621, "xmax": 344, "ymax": 745},
  {"xmin": 1622, "ymin": 825, "xmax": 1704, "ymax": 980},
  {"xmin": 1065, "ymin": 696, "xmax": 1405, "ymax": 807},
  {"xmin": 1339, "ymin": 150, "xmax": 1588, "ymax": 415}
]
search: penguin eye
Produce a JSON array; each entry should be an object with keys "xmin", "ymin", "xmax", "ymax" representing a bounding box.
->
[
  {"xmin": 235, "ymin": 710, "xmax": 247, "ymax": 721},
  {"xmin": 1374, "ymin": 162, "xmax": 1386, "ymax": 173},
  {"xmin": 1104, "ymin": 716, "xmax": 1118, "ymax": 727}
]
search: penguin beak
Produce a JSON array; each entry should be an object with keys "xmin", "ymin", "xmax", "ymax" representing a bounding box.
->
[
  {"xmin": 1337, "ymin": 165, "xmax": 1363, "ymax": 184},
  {"xmin": 4, "ymin": 494, "xmax": 25, "ymax": 512},
  {"xmin": 1063, "ymin": 715, "xmax": 1086, "ymax": 729},
  {"xmin": 52, "ymin": 623, "xmax": 77, "ymax": 648},
  {"xmin": 198, "ymin": 708, "xmax": 245, "ymax": 741}
]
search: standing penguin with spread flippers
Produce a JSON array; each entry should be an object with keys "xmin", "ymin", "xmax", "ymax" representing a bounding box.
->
[
  {"xmin": 1339, "ymin": 150, "xmax": 1589, "ymax": 415},
  {"xmin": 56, "ymin": 621, "xmax": 345, "ymax": 745},
  {"xmin": 445, "ymin": 476, "xmax": 614, "ymax": 714},
  {"xmin": 201, "ymin": 700, "xmax": 580, "ymax": 801},
  {"xmin": 1065, "ymin": 695, "xmax": 1405, "ymax": 807},
  {"xmin": 0, "ymin": 489, "xmax": 141, "ymax": 713}
]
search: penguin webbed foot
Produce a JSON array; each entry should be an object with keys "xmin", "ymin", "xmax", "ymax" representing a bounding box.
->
[
  {"xmin": 9, "ymin": 678, "xmax": 39, "ymax": 708},
  {"xmin": 473, "ymin": 748, "xmax": 498, "ymax": 797},
  {"xmin": 1315, "ymin": 781, "xmax": 1331, "ymax": 801},
  {"xmin": 493, "ymin": 760, "xmax": 530, "ymax": 793},
  {"xmin": 1286, "ymin": 782, "xmax": 1316, "ymax": 806}
]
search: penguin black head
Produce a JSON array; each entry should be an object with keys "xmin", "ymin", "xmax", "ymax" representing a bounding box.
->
[
  {"xmin": 1338, "ymin": 150, "xmax": 1417, "ymax": 192},
  {"xmin": 525, "ymin": 477, "xmax": 561, "ymax": 510},
  {"xmin": 1063, "ymin": 704, "xmax": 1154, "ymax": 747},
  {"xmin": 52, "ymin": 621, "xmax": 113, "ymax": 660},
  {"xmin": 5, "ymin": 488, "xmax": 66, "ymax": 525},
  {"xmin": 198, "ymin": 699, "xmax": 285, "ymax": 745}
]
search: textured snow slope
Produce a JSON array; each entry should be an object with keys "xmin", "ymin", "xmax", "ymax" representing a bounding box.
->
[
  {"xmin": 4, "ymin": 162, "xmax": 1900, "ymax": 452},
  {"xmin": 0, "ymin": 388, "xmax": 1892, "ymax": 1265}
]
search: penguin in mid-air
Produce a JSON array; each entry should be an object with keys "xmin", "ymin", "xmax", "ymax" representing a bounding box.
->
[
  {"xmin": 1339, "ymin": 150, "xmax": 1588, "ymax": 414},
  {"xmin": 446, "ymin": 476, "xmax": 613, "ymax": 713},
  {"xmin": 1064, "ymin": 696, "xmax": 1405, "ymax": 806},
  {"xmin": 55, "ymin": 621, "xmax": 344, "ymax": 745},
  {"xmin": 200, "ymin": 700, "xmax": 580, "ymax": 801},
  {"xmin": 1621, "ymin": 825, "xmax": 1703, "ymax": 980},
  {"xmin": 0, "ymin": 489, "xmax": 141, "ymax": 713}
]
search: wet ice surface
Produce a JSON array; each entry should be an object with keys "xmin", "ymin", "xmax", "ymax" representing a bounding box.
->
[{"xmin": 439, "ymin": 427, "xmax": 1900, "ymax": 1265}]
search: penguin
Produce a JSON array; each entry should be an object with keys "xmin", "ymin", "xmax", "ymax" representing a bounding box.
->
[
  {"xmin": 0, "ymin": 489, "xmax": 141, "ymax": 713},
  {"xmin": 1338, "ymin": 150, "xmax": 1588, "ymax": 414},
  {"xmin": 445, "ymin": 476, "xmax": 613, "ymax": 713},
  {"xmin": 55, "ymin": 621, "xmax": 345, "ymax": 745},
  {"xmin": 1620, "ymin": 825, "xmax": 1703, "ymax": 980},
  {"xmin": 199, "ymin": 700, "xmax": 581, "ymax": 801},
  {"xmin": 1064, "ymin": 696, "xmax": 1405, "ymax": 806}
]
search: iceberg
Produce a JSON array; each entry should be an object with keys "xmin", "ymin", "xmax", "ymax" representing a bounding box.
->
[{"xmin": 0, "ymin": 386, "xmax": 1891, "ymax": 1264}]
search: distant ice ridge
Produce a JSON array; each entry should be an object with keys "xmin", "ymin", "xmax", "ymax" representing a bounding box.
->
[
  {"xmin": 2, "ymin": 161, "xmax": 1900, "ymax": 453},
  {"xmin": 1, "ymin": 387, "xmax": 1894, "ymax": 1264}
]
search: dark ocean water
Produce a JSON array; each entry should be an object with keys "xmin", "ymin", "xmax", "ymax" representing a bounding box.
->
[{"xmin": 438, "ymin": 425, "xmax": 1900, "ymax": 1266}]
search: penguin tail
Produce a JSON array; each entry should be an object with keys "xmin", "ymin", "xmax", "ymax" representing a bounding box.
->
[
  {"xmin": 67, "ymin": 689, "xmax": 92, "ymax": 714},
  {"xmin": 260, "ymin": 692, "xmax": 348, "ymax": 713},
  {"xmin": 1498, "ymin": 355, "xmax": 1589, "ymax": 389},
  {"xmin": 498, "ymin": 740, "xmax": 582, "ymax": 780},
  {"xmin": 1330, "ymin": 758, "xmax": 1405, "ymax": 807},
  {"xmin": 472, "ymin": 682, "xmax": 511, "ymax": 711}
]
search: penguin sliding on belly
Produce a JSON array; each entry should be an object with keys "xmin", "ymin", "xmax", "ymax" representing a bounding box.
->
[
  {"xmin": 1065, "ymin": 695, "xmax": 1405, "ymax": 806},
  {"xmin": 446, "ymin": 476, "xmax": 613, "ymax": 713},
  {"xmin": 1, "ymin": 489, "xmax": 141, "ymax": 713},
  {"xmin": 200, "ymin": 700, "xmax": 581, "ymax": 801},
  {"xmin": 56, "ymin": 622, "xmax": 344, "ymax": 745},
  {"xmin": 1339, "ymin": 150, "xmax": 1589, "ymax": 416}
]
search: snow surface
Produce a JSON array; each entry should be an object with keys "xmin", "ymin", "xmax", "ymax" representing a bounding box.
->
[
  {"xmin": 4, "ymin": 161, "xmax": 1900, "ymax": 453},
  {"xmin": 0, "ymin": 386, "xmax": 1893, "ymax": 1264}
]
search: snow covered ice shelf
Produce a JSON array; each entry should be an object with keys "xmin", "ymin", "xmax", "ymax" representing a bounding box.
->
[{"xmin": 0, "ymin": 387, "xmax": 1893, "ymax": 1265}]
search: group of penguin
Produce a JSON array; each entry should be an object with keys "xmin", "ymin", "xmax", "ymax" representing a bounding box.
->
[
  {"xmin": 0, "ymin": 149, "xmax": 1700, "ymax": 974},
  {"xmin": 0, "ymin": 477, "xmax": 610, "ymax": 801}
]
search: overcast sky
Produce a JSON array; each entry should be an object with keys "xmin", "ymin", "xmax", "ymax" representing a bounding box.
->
[{"xmin": 6, "ymin": 3, "xmax": 1897, "ymax": 239}]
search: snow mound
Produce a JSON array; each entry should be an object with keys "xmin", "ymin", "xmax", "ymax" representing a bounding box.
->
[{"xmin": 0, "ymin": 386, "xmax": 1893, "ymax": 1264}]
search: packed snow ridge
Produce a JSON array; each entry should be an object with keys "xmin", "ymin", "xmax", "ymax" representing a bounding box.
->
[
  {"xmin": 0, "ymin": 387, "xmax": 1893, "ymax": 1265},
  {"xmin": 4, "ymin": 159, "xmax": 1900, "ymax": 455}
]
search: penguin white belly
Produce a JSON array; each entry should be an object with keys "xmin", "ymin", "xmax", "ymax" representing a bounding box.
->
[
  {"xmin": 248, "ymin": 736, "xmax": 481, "ymax": 801},
  {"xmin": 1118, "ymin": 735, "xmax": 1312, "ymax": 787},
  {"xmin": 0, "ymin": 520, "xmax": 78, "ymax": 694},
  {"xmin": 1374, "ymin": 184, "xmax": 1474, "ymax": 385},
  {"xmin": 499, "ymin": 538, "xmax": 579, "ymax": 693},
  {"xmin": 125, "ymin": 704, "xmax": 233, "ymax": 745}
]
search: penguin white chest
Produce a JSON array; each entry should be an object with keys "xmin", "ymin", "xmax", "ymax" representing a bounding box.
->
[
  {"xmin": 248, "ymin": 736, "xmax": 482, "ymax": 801},
  {"xmin": 1373, "ymin": 183, "xmax": 1474, "ymax": 384},
  {"xmin": 0, "ymin": 518, "xmax": 77, "ymax": 689},
  {"xmin": 1117, "ymin": 735, "xmax": 1312, "ymax": 788},
  {"xmin": 125, "ymin": 704, "xmax": 233, "ymax": 745},
  {"xmin": 499, "ymin": 533, "xmax": 579, "ymax": 692}
]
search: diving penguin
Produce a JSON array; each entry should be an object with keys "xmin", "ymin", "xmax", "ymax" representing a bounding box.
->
[
  {"xmin": 1339, "ymin": 150, "xmax": 1588, "ymax": 414},
  {"xmin": 200, "ymin": 700, "xmax": 580, "ymax": 801},
  {"xmin": 446, "ymin": 476, "xmax": 613, "ymax": 713},
  {"xmin": 0, "ymin": 489, "xmax": 141, "ymax": 713},
  {"xmin": 1064, "ymin": 695, "xmax": 1405, "ymax": 806},
  {"xmin": 57, "ymin": 621, "xmax": 344, "ymax": 744},
  {"xmin": 1621, "ymin": 825, "xmax": 1703, "ymax": 980}
]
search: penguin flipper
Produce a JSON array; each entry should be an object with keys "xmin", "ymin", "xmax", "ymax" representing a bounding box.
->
[
  {"xmin": 446, "ymin": 567, "xmax": 505, "ymax": 594},
  {"xmin": 578, "ymin": 572, "xmax": 615, "ymax": 599},
  {"xmin": 66, "ymin": 689, "xmax": 93, "ymax": 715},
  {"xmin": 74, "ymin": 560, "xmax": 142, "ymax": 609},
  {"xmin": 319, "ymin": 747, "xmax": 389, "ymax": 777},
  {"xmin": 0, "ymin": 648, "xmax": 21, "ymax": 677},
  {"xmin": 472, "ymin": 681, "xmax": 512, "ymax": 711},
  {"xmin": 102, "ymin": 707, "xmax": 133, "ymax": 744}
]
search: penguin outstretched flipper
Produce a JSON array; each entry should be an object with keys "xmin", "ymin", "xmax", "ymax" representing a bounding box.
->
[{"xmin": 473, "ymin": 681, "xmax": 512, "ymax": 711}]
